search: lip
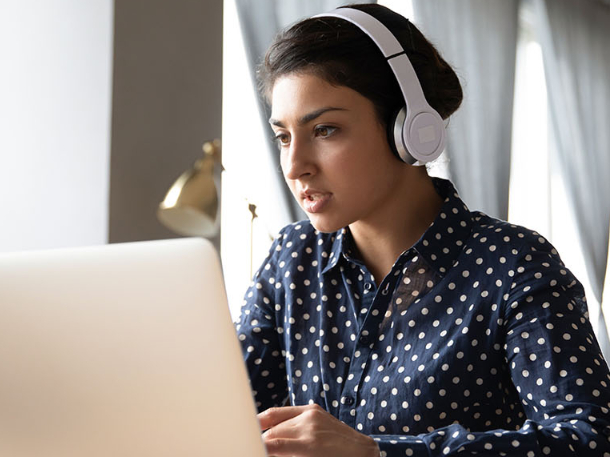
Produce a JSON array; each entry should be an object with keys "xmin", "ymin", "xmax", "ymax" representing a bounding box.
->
[{"xmin": 301, "ymin": 188, "xmax": 332, "ymax": 214}]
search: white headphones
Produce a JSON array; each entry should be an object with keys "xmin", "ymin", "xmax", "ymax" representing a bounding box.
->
[{"xmin": 315, "ymin": 8, "xmax": 446, "ymax": 165}]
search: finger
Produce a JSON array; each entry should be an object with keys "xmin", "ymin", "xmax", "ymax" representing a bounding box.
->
[
  {"xmin": 257, "ymin": 405, "xmax": 313, "ymax": 431},
  {"xmin": 262, "ymin": 414, "xmax": 303, "ymax": 442},
  {"xmin": 263, "ymin": 436, "xmax": 303, "ymax": 456}
]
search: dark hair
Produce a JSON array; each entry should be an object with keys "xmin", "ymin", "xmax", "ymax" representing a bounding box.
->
[{"xmin": 258, "ymin": 4, "xmax": 463, "ymax": 126}]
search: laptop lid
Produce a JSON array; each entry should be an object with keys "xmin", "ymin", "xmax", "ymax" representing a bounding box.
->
[{"xmin": 0, "ymin": 238, "xmax": 266, "ymax": 457}]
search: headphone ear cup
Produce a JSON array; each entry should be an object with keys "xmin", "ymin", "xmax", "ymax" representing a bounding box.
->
[
  {"xmin": 387, "ymin": 106, "xmax": 417, "ymax": 164},
  {"xmin": 386, "ymin": 106, "xmax": 406, "ymax": 161}
]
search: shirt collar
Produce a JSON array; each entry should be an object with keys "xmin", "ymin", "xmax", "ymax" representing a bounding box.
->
[
  {"xmin": 322, "ymin": 227, "xmax": 349, "ymax": 274},
  {"xmin": 322, "ymin": 178, "xmax": 473, "ymax": 277},
  {"xmin": 413, "ymin": 178, "xmax": 473, "ymax": 276}
]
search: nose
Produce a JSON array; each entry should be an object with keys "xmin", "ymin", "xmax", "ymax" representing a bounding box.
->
[{"xmin": 281, "ymin": 136, "xmax": 315, "ymax": 181}]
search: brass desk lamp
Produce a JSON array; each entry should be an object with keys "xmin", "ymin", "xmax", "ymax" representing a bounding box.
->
[{"xmin": 157, "ymin": 139, "xmax": 222, "ymax": 238}]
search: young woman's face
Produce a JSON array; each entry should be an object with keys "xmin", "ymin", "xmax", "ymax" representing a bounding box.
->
[{"xmin": 269, "ymin": 72, "xmax": 407, "ymax": 233}]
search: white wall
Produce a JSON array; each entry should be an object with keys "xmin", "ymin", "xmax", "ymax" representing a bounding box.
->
[{"xmin": 0, "ymin": 0, "xmax": 113, "ymax": 252}]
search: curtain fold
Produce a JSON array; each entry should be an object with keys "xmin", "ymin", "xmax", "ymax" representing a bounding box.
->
[
  {"xmin": 234, "ymin": 0, "xmax": 373, "ymax": 225},
  {"xmin": 412, "ymin": 0, "xmax": 520, "ymax": 221},
  {"xmin": 534, "ymin": 0, "xmax": 610, "ymax": 357}
]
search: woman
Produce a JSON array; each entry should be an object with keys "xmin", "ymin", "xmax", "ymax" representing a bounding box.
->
[{"xmin": 235, "ymin": 4, "xmax": 610, "ymax": 456}]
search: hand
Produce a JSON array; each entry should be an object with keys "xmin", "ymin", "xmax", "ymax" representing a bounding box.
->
[{"xmin": 258, "ymin": 404, "xmax": 380, "ymax": 457}]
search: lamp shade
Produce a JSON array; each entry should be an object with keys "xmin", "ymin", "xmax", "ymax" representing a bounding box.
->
[{"xmin": 157, "ymin": 140, "xmax": 222, "ymax": 238}]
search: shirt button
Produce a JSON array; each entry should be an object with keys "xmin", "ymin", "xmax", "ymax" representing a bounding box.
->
[
  {"xmin": 359, "ymin": 335, "xmax": 370, "ymax": 345},
  {"xmin": 365, "ymin": 282, "xmax": 373, "ymax": 290},
  {"xmin": 345, "ymin": 396, "xmax": 355, "ymax": 406}
]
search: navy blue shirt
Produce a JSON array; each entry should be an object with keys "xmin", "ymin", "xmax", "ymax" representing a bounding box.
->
[{"xmin": 236, "ymin": 178, "xmax": 610, "ymax": 455}]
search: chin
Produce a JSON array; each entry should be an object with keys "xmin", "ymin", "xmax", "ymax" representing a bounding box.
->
[{"xmin": 307, "ymin": 215, "xmax": 347, "ymax": 234}]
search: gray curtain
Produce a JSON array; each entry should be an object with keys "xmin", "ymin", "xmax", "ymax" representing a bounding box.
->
[
  {"xmin": 534, "ymin": 0, "xmax": 610, "ymax": 356},
  {"xmin": 234, "ymin": 0, "xmax": 373, "ymax": 224},
  {"xmin": 412, "ymin": 0, "xmax": 520, "ymax": 221}
]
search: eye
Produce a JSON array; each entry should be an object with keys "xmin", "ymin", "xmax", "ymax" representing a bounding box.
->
[
  {"xmin": 314, "ymin": 125, "xmax": 337, "ymax": 138},
  {"xmin": 273, "ymin": 132, "xmax": 290, "ymax": 148}
]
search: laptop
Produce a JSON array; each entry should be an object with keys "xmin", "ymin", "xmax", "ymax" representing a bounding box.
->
[{"xmin": 0, "ymin": 238, "xmax": 267, "ymax": 457}]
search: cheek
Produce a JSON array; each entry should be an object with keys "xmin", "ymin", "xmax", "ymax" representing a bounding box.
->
[
  {"xmin": 286, "ymin": 180, "xmax": 298, "ymax": 196},
  {"xmin": 279, "ymin": 156, "xmax": 290, "ymax": 182},
  {"xmin": 280, "ymin": 160, "xmax": 297, "ymax": 190},
  {"xmin": 279, "ymin": 153, "xmax": 287, "ymax": 172}
]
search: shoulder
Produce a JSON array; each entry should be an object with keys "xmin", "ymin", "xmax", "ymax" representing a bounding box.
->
[
  {"xmin": 469, "ymin": 212, "xmax": 561, "ymax": 261},
  {"xmin": 274, "ymin": 220, "xmax": 320, "ymax": 246},
  {"xmin": 469, "ymin": 213, "xmax": 586, "ymax": 315},
  {"xmin": 262, "ymin": 220, "xmax": 342, "ymax": 272},
  {"xmin": 243, "ymin": 221, "xmax": 342, "ymax": 312},
  {"xmin": 465, "ymin": 211, "xmax": 582, "ymax": 296}
]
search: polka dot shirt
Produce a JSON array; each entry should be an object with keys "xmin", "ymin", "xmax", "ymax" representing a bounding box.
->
[{"xmin": 236, "ymin": 178, "xmax": 610, "ymax": 456}]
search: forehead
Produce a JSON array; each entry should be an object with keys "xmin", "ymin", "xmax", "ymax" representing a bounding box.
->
[{"xmin": 270, "ymin": 72, "xmax": 371, "ymax": 121}]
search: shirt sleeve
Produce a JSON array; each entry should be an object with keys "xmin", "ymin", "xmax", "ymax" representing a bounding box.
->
[
  {"xmin": 235, "ymin": 229, "xmax": 289, "ymax": 412},
  {"xmin": 369, "ymin": 234, "xmax": 610, "ymax": 456}
]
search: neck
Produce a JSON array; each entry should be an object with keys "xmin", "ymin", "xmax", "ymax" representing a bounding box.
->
[{"xmin": 349, "ymin": 171, "xmax": 443, "ymax": 285}]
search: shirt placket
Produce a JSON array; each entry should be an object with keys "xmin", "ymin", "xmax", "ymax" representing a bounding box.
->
[{"xmin": 337, "ymin": 268, "xmax": 398, "ymax": 427}]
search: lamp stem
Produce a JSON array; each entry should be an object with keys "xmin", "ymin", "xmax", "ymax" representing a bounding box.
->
[{"xmin": 248, "ymin": 203, "xmax": 258, "ymax": 279}]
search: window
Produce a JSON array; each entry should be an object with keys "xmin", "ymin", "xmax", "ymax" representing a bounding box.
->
[
  {"xmin": 222, "ymin": 0, "xmax": 277, "ymax": 318},
  {"xmin": 509, "ymin": 2, "xmax": 599, "ymax": 322}
]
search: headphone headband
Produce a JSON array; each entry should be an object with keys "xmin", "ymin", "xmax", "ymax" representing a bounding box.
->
[{"xmin": 314, "ymin": 8, "xmax": 445, "ymax": 165}]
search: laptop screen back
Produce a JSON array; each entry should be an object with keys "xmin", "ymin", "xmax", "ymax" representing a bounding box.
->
[{"xmin": 0, "ymin": 238, "xmax": 266, "ymax": 457}]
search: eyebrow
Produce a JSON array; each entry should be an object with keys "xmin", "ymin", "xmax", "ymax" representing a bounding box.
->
[{"xmin": 269, "ymin": 107, "xmax": 347, "ymax": 128}]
